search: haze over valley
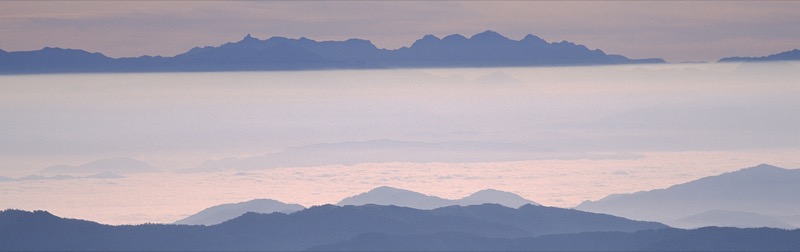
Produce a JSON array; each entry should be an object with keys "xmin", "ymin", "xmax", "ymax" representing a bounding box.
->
[
  {"xmin": 2, "ymin": 1, "xmax": 800, "ymax": 250},
  {"xmin": 1, "ymin": 63, "xmax": 799, "ymax": 225}
]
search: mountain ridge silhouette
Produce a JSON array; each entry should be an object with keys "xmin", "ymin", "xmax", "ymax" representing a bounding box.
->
[
  {"xmin": 337, "ymin": 186, "xmax": 538, "ymax": 209},
  {"xmin": 576, "ymin": 164, "xmax": 800, "ymax": 228},
  {"xmin": 176, "ymin": 186, "xmax": 537, "ymax": 225},
  {"xmin": 174, "ymin": 199, "xmax": 305, "ymax": 226},
  {"xmin": 718, "ymin": 49, "xmax": 800, "ymax": 62},
  {"xmin": 3, "ymin": 207, "xmax": 799, "ymax": 251},
  {"xmin": 0, "ymin": 30, "xmax": 666, "ymax": 74}
]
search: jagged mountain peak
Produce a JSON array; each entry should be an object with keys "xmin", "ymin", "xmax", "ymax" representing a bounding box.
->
[{"xmin": 1, "ymin": 31, "xmax": 666, "ymax": 73}]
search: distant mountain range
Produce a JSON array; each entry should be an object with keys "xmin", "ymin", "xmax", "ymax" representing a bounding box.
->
[
  {"xmin": 338, "ymin": 186, "xmax": 537, "ymax": 209},
  {"xmin": 174, "ymin": 199, "xmax": 305, "ymax": 226},
  {"xmin": 0, "ymin": 173, "xmax": 126, "ymax": 183},
  {"xmin": 0, "ymin": 31, "xmax": 666, "ymax": 74},
  {"xmin": 184, "ymin": 139, "xmax": 544, "ymax": 172},
  {"xmin": 0, "ymin": 157, "xmax": 156, "ymax": 183},
  {"xmin": 718, "ymin": 49, "xmax": 800, "ymax": 62},
  {"xmin": 672, "ymin": 210, "xmax": 796, "ymax": 230},
  {"xmin": 576, "ymin": 164, "xmax": 800, "ymax": 229},
  {"xmin": 175, "ymin": 186, "xmax": 536, "ymax": 225},
  {"xmin": 40, "ymin": 157, "xmax": 158, "ymax": 176},
  {"xmin": 4, "ymin": 206, "xmax": 800, "ymax": 251},
  {"xmin": 182, "ymin": 139, "xmax": 630, "ymax": 173},
  {"xmin": 3, "ymin": 31, "xmax": 799, "ymax": 74}
]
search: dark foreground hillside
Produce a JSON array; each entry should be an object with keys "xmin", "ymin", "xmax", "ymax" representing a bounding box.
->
[
  {"xmin": 2, "ymin": 205, "xmax": 798, "ymax": 251},
  {"xmin": 314, "ymin": 227, "xmax": 800, "ymax": 251}
]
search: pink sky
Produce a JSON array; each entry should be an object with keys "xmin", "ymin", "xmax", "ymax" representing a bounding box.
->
[{"xmin": 1, "ymin": 2, "xmax": 799, "ymax": 62}]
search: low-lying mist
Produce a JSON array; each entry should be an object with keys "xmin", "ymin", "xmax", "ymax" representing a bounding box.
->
[{"xmin": 1, "ymin": 62, "xmax": 799, "ymax": 224}]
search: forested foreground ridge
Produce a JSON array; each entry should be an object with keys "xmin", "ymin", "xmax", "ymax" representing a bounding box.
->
[{"xmin": 2, "ymin": 204, "xmax": 799, "ymax": 251}]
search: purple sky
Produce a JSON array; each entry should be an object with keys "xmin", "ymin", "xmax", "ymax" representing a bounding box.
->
[{"xmin": 1, "ymin": 1, "xmax": 799, "ymax": 62}]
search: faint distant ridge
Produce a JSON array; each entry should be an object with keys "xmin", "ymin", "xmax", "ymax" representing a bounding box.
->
[
  {"xmin": 575, "ymin": 164, "xmax": 800, "ymax": 229},
  {"xmin": 184, "ymin": 139, "xmax": 551, "ymax": 172},
  {"xmin": 176, "ymin": 187, "xmax": 535, "ymax": 226},
  {"xmin": 0, "ymin": 172, "xmax": 126, "ymax": 183},
  {"xmin": 174, "ymin": 199, "xmax": 305, "ymax": 226},
  {"xmin": 337, "ymin": 186, "xmax": 538, "ymax": 209},
  {"xmin": 0, "ymin": 30, "xmax": 665, "ymax": 74},
  {"xmin": 672, "ymin": 210, "xmax": 796, "ymax": 230},
  {"xmin": 0, "ymin": 157, "xmax": 162, "ymax": 182},
  {"xmin": 40, "ymin": 157, "xmax": 158, "ymax": 176},
  {"xmin": 718, "ymin": 48, "xmax": 800, "ymax": 62}
]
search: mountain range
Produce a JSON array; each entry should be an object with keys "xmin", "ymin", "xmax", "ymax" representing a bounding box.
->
[
  {"xmin": 4, "ymin": 164, "xmax": 800, "ymax": 250},
  {"xmin": 39, "ymin": 157, "xmax": 158, "ymax": 176},
  {"xmin": 182, "ymin": 139, "xmax": 641, "ymax": 173},
  {"xmin": 0, "ymin": 173, "xmax": 126, "ymax": 183},
  {"xmin": 4, "ymin": 205, "xmax": 800, "ymax": 251},
  {"xmin": 718, "ymin": 49, "xmax": 800, "ymax": 62},
  {"xmin": 312, "ymin": 227, "xmax": 800, "ymax": 251},
  {"xmin": 575, "ymin": 164, "xmax": 800, "ymax": 229},
  {"xmin": 0, "ymin": 204, "xmax": 665, "ymax": 251},
  {"xmin": 174, "ymin": 199, "xmax": 305, "ymax": 226},
  {"xmin": 0, "ymin": 157, "xmax": 156, "ymax": 183},
  {"xmin": 338, "ymin": 186, "xmax": 537, "ymax": 209},
  {"xmin": 671, "ymin": 210, "xmax": 796, "ymax": 230},
  {"xmin": 177, "ymin": 164, "xmax": 800, "ymax": 229},
  {"xmin": 0, "ymin": 31, "xmax": 665, "ymax": 74},
  {"xmin": 174, "ymin": 186, "xmax": 536, "ymax": 225},
  {"xmin": 3, "ymin": 31, "xmax": 799, "ymax": 74},
  {"xmin": 183, "ymin": 139, "xmax": 550, "ymax": 172}
]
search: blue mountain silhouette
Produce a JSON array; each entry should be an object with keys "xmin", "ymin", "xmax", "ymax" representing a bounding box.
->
[
  {"xmin": 313, "ymin": 227, "xmax": 800, "ymax": 251},
  {"xmin": 337, "ymin": 186, "xmax": 538, "ymax": 209},
  {"xmin": 576, "ymin": 164, "xmax": 800, "ymax": 228},
  {"xmin": 0, "ymin": 47, "xmax": 114, "ymax": 73},
  {"xmin": 0, "ymin": 31, "xmax": 665, "ymax": 74},
  {"xmin": 3, "ymin": 207, "xmax": 799, "ymax": 251},
  {"xmin": 174, "ymin": 199, "xmax": 305, "ymax": 226},
  {"xmin": 0, "ymin": 204, "xmax": 666, "ymax": 251},
  {"xmin": 673, "ymin": 210, "xmax": 795, "ymax": 229},
  {"xmin": 718, "ymin": 49, "xmax": 800, "ymax": 62},
  {"xmin": 175, "ymin": 187, "xmax": 537, "ymax": 225}
]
